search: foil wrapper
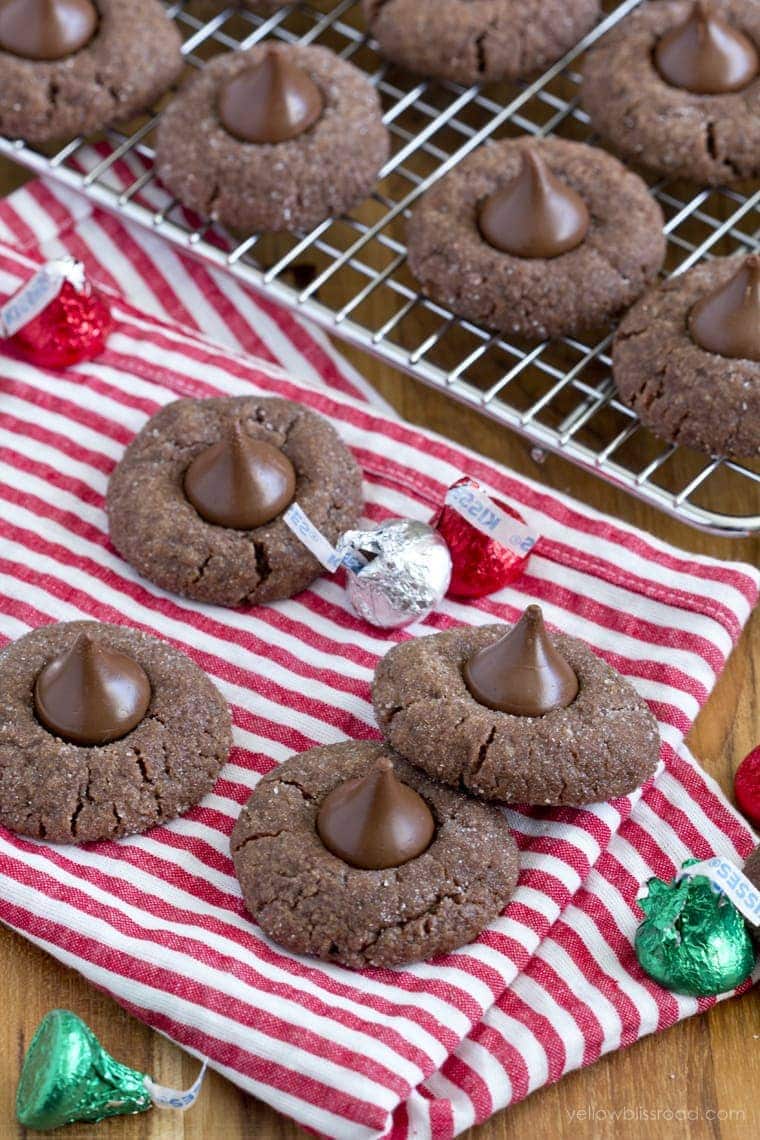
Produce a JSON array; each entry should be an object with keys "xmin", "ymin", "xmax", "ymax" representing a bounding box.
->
[
  {"xmin": 16, "ymin": 1009, "xmax": 151, "ymax": 1131},
  {"xmin": 735, "ymin": 745, "xmax": 760, "ymax": 827},
  {"xmin": 337, "ymin": 518, "xmax": 452, "ymax": 628},
  {"xmin": 2, "ymin": 257, "xmax": 112, "ymax": 368},
  {"xmin": 432, "ymin": 477, "xmax": 536, "ymax": 599},
  {"xmin": 635, "ymin": 861, "xmax": 756, "ymax": 997}
]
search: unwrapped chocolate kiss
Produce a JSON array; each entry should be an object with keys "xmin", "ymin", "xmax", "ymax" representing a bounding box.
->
[
  {"xmin": 218, "ymin": 50, "xmax": 324, "ymax": 144},
  {"xmin": 34, "ymin": 633, "xmax": 151, "ymax": 746},
  {"xmin": 478, "ymin": 150, "xmax": 589, "ymax": 259},
  {"xmin": 688, "ymin": 254, "xmax": 760, "ymax": 362},
  {"xmin": 464, "ymin": 604, "xmax": 579, "ymax": 715},
  {"xmin": 654, "ymin": 2, "xmax": 758, "ymax": 94},
  {"xmin": 317, "ymin": 756, "xmax": 435, "ymax": 870},
  {"xmin": 0, "ymin": 0, "xmax": 97, "ymax": 62},
  {"xmin": 184, "ymin": 423, "xmax": 296, "ymax": 530}
]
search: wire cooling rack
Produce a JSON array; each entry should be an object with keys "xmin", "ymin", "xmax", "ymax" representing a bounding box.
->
[{"xmin": 1, "ymin": 0, "xmax": 758, "ymax": 535}]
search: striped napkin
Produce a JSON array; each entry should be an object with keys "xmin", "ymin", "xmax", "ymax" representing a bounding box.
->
[{"xmin": 0, "ymin": 179, "xmax": 757, "ymax": 1139}]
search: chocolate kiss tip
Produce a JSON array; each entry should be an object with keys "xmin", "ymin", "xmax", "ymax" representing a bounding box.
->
[
  {"xmin": 218, "ymin": 50, "xmax": 324, "ymax": 145},
  {"xmin": 316, "ymin": 756, "xmax": 435, "ymax": 871},
  {"xmin": 0, "ymin": 0, "xmax": 98, "ymax": 62},
  {"xmin": 464, "ymin": 604, "xmax": 579, "ymax": 717},
  {"xmin": 34, "ymin": 632, "xmax": 151, "ymax": 747},
  {"xmin": 654, "ymin": 1, "xmax": 758, "ymax": 95},
  {"xmin": 478, "ymin": 149, "xmax": 589, "ymax": 260},
  {"xmin": 688, "ymin": 255, "xmax": 760, "ymax": 363}
]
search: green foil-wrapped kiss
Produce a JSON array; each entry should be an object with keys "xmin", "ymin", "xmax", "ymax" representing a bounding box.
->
[
  {"xmin": 635, "ymin": 859, "xmax": 757, "ymax": 997},
  {"xmin": 17, "ymin": 1010, "xmax": 152, "ymax": 1131}
]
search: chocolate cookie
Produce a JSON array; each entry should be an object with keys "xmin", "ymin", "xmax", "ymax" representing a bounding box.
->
[
  {"xmin": 231, "ymin": 741, "xmax": 520, "ymax": 968},
  {"xmin": 372, "ymin": 613, "xmax": 660, "ymax": 805},
  {"xmin": 0, "ymin": 621, "xmax": 231, "ymax": 844},
  {"xmin": 107, "ymin": 395, "xmax": 363, "ymax": 608},
  {"xmin": 154, "ymin": 43, "xmax": 389, "ymax": 233},
  {"xmin": 581, "ymin": 1, "xmax": 760, "ymax": 185},
  {"xmin": 406, "ymin": 137, "xmax": 665, "ymax": 340},
  {"xmin": 612, "ymin": 254, "xmax": 760, "ymax": 458},
  {"xmin": 0, "ymin": 0, "xmax": 183, "ymax": 146},
  {"xmin": 362, "ymin": 0, "xmax": 600, "ymax": 85}
]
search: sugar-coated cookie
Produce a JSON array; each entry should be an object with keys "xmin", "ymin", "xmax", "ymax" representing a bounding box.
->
[
  {"xmin": 0, "ymin": 621, "xmax": 231, "ymax": 843},
  {"xmin": 107, "ymin": 396, "xmax": 363, "ymax": 608},
  {"xmin": 232, "ymin": 741, "xmax": 520, "ymax": 968},
  {"xmin": 582, "ymin": 0, "xmax": 760, "ymax": 184},
  {"xmin": 0, "ymin": 0, "xmax": 183, "ymax": 145},
  {"xmin": 373, "ymin": 608, "xmax": 660, "ymax": 805}
]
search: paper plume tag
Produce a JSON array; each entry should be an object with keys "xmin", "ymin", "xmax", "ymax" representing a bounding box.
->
[
  {"xmin": 283, "ymin": 502, "xmax": 342, "ymax": 572},
  {"xmin": 0, "ymin": 267, "xmax": 65, "ymax": 338},
  {"xmin": 677, "ymin": 857, "xmax": 760, "ymax": 926},
  {"xmin": 445, "ymin": 481, "xmax": 538, "ymax": 556},
  {"xmin": 144, "ymin": 1062, "xmax": 207, "ymax": 1111}
]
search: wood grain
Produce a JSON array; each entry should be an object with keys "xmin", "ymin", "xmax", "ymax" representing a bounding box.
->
[{"xmin": 0, "ymin": 157, "xmax": 757, "ymax": 1140}]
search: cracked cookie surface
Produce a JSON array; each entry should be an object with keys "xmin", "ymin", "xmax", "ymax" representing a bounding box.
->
[
  {"xmin": 231, "ymin": 741, "xmax": 520, "ymax": 968},
  {"xmin": 0, "ymin": 621, "xmax": 231, "ymax": 844},
  {"xmin": 0, "ymin": 0, "xmax": 183, "ymax": 145},
  {"xmin": 581, "ymin": 0, "xmax": 760, "ymax": 185},
  {"xmin": 107, "ymin": 395, "xmax": 363, "ymax": 607},
  {"xmin": 362, "ymin": 0, "xmax": 600, "ymax": 85},
  {"xmin": 612, "ymin": 257, "xmax": 760, "ymax": 458},
  {"xmin": 154, "ymin": 43, "xmax": 389, "ymax": 233},
  {"xmin": 406, "ymin": 137, "xmax": 665, "ymax": 341},
  {"xmin": 373, "ymin": 624, "xmax": 660, "ymax": 805}
]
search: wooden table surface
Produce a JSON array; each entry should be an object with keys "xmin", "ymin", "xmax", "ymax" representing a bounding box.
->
[{"xmin": 0, "ymin": 157, "xmax": 757, "ymax": 1140}]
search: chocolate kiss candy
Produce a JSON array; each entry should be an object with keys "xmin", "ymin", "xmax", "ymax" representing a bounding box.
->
[
  {"xmin": 654, "ymin": 2, "xmax": 758, "ymax": 95},
  {"xmin": 34, "ymin": 633, "xmax": 151, "ymax": 746},
  {"xmin": 688, "ymin": 254, "xmax": 760, "ymax": 362},
  {"xmin": 464, "ymin": 604, "xmax": 579, "ymax": 716},
  {"xmin": 478, "ymin": 150, "xmax": 590, "ymax": 259},
  {"xmin": 16, "ymin": 1010, "xmax": 152, "ymax": 1131},
  {"xmin": 734, "ymin": 746, "xmax": 760, "ymax": 827},
  {"xmin": 635, "ymin": 864, "xmax": 756, "ymax": 996},
  {"xmin": 0, "ymin": 0, "xmax": 98, "ymax": 61},
  {"xmin": 317, "ymin": 756, "xmax": 435, "ymax": 870},
  {"xmin": 184, "ymin": 423, "xmax": 296, "ymax": 530},
  {"xmin": 218, "ymin": 50, "xmax": 324, "ymax": 144}
]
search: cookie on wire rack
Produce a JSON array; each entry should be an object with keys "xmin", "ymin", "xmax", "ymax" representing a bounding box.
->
[
  {"xmin": 0, "ymin": 0, "xmax": 183, "ymax": 145},
  {"xmin": 362, "ymin": 0, "xmax": 601, "ymax": 85},
  {"xmin": 582, "ymin": 0, "xmax": 760, "ymax": 184},
  {"xmin": 155, "ymin": 42, "xmax": 389, "ymax": 232},
  {"xmin": 406, "ymin": 136, "xmax": 665, "ymax": 341},
  {"xmin": 612, "ymin": 254, "xmax": 760, "ymax": 459}
]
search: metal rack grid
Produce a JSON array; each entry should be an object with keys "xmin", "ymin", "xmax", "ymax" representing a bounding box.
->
[{"xmin": 1, "ymin": 0, "xmax": 758, "ymax": 535}]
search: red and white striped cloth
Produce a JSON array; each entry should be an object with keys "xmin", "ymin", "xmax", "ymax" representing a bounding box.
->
[
  {"xmin": 0, "ymin": 148, "xmax": 388, "ymax": 411},
  {"xmin": 0, "ymin": 179, "xmax": 757, "ymax": 1139}
]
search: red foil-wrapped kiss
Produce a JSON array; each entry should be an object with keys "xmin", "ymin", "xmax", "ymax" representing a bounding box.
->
[
  {"xmin": 1, "ymin": 258, "xmax": 111, "ymax": 369},
  {"xmin": 432, "ymin": 476, "xmax": 538, "ymax": 599},
  {"xmin": 735, "ymin": 745, "xmax": 760, "ymax": 828}
]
